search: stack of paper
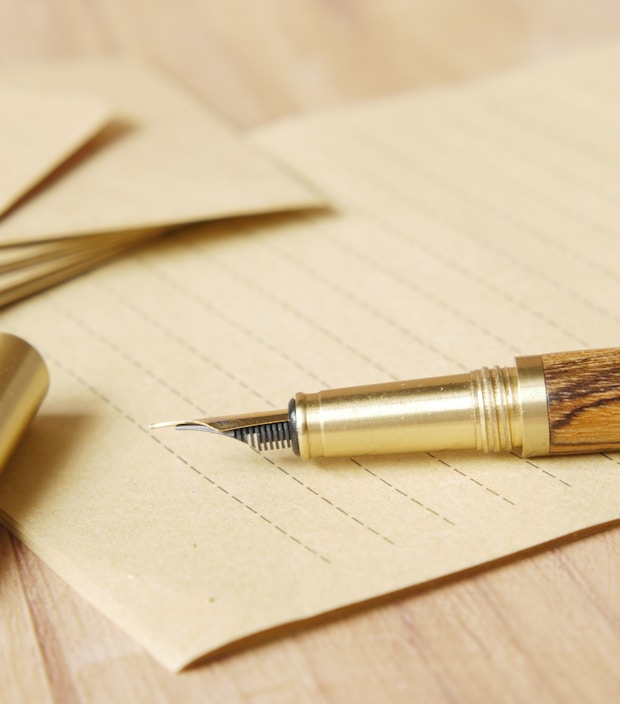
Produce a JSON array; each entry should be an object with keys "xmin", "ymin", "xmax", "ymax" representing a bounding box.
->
[
  {"xmin": 0, "ymin": 42, "xmax": 619, "ymax": 670},
  {"xmin": 0, "ymin": 60, "xmax": 322, "ymax": 307}
]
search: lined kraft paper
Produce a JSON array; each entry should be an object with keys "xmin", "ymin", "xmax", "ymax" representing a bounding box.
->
[
  {"xmin": 1, "ymin": 41, "xmax": 620, "ymax": 670},
  {"xmin": 0, "ymin": 60, "xmax": 322, "ymax": 245},
  {"xmin": 0, "ymin": 90, "xmax": 110, "ymax": 216}
]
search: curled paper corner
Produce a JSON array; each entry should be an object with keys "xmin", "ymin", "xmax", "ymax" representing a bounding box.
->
[{"xmin": 0, "ymin": 332, "xmax": 49, "ymax": 473}]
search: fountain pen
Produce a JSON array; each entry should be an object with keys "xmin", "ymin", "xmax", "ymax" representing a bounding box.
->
[{"xmin": 151, "ymin": 347, "xmax": 620, "ymax": 459}]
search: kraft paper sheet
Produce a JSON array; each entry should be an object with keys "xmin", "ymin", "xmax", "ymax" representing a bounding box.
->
[{"xmin": 0, "ymin": 41, "xmax": 619, "ymax": 670}]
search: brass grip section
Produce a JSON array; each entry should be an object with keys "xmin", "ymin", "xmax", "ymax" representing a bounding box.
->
[{"xmin": 292, "ymin": 355, "xmax": 550, "ymax": 459}]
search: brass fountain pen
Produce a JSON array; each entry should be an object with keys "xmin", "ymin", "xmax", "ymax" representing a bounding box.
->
[{"xmin": 151, "ymin": 348, "xmax": 620, "ymax": 459}]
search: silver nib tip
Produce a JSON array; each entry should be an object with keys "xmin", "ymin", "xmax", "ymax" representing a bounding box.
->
[
  {"xmin": 148, "ymin": 420, "xmax": 182, "ymax": 430},
  {"xmin": 149, "ymin": 409, "xmax": 293, "ymax": 452},
  {"xmin": 148, "ymin": 419, "xmax": 215, "ymax": 431}
]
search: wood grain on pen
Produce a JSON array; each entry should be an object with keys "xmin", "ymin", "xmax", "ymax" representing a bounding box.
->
[{"xmin": 542, "ymin": 348, "xmax": 620, "ymax": 454}]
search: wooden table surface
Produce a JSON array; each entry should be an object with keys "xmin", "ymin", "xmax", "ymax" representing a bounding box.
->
[{"xmin": 2, "ymin": 2, "xmax": 620, "ymax": 702}]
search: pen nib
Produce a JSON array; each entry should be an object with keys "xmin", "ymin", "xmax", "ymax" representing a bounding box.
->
[{"xmin": 149, "ymin": 409, "xmax": 293, "ymax": 451}]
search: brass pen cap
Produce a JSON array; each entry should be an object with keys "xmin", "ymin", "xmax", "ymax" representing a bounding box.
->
[{"xmin": 0, "ymin": 333, "xmax": 49, "ymax": 473}]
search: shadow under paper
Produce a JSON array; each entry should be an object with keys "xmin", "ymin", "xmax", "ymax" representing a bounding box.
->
[{"xmin": 0, "ymin": 411, "xmax": 97, "ymax": 570}]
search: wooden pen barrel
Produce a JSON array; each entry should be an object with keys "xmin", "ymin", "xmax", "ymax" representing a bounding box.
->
[{"xmin": 542, "ymin": 348, "xmax": 620, "ymax": 454}]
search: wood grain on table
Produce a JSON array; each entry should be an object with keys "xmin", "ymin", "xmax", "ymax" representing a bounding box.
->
[{"xmin": 2, "ymin": 2, "xmax": 620, "ymax": 702}]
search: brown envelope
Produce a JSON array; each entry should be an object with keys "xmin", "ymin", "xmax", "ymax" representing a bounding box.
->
[
  {"xmin": 0, "ymin": 60, "xmax": 323, "ymax": 245},
  {"xmin": 0, "ymin": 89, "xmax": 110, "ymax": 217}
]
